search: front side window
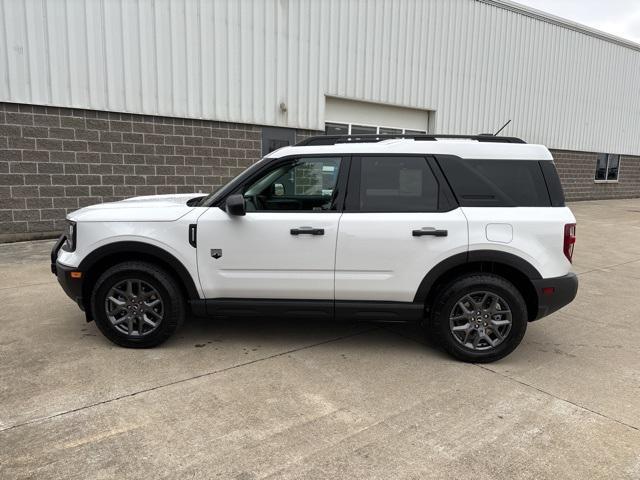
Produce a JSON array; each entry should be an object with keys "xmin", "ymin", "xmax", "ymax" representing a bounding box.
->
[
  {"xmin": 595, "ymin": 153, "xmax": 620, "ymax": 182},
  {"xmin": 243, "ymin": 157, "xmax": 342, "ymax": 212},
  {"xmin": 358, "ymin": 156, "xmax": 439, "ymax": 212}
]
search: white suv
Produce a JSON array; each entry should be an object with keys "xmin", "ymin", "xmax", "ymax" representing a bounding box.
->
[{"xmin": 52, "ymin": 134, "xmax": 578, "ymax": 362}]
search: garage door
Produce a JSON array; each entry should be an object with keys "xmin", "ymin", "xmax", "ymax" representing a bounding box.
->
[{"xmin": 324, "ymin": 96, "xmax": 433, "ymax": 135}]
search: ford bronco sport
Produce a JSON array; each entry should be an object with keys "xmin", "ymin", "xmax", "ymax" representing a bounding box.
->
[{"xmin": 52, "ymin": 134, "xmax": 578, "ymax": 362}]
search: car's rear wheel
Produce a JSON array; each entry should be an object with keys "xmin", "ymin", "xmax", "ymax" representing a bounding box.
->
[
  {"xmin": 428, "ymin": 274, "xmax": 527, "ymax": 363},
  {"xmin": 91, "ymin": 261, "xmax": 185, "ymax": 348}
]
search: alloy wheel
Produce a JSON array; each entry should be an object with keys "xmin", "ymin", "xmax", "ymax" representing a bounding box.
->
[
  {"xmin": 104, "ymin": 279, "xmax": 164, "ymax": 337},
  {"xmin": 449, "ymin": 291, "xmax": 512, "ymax": 351}
]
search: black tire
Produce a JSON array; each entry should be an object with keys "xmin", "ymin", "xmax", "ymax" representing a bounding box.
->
[
  {"xmin": 91, "ymin": 261, "xmax": 186, "ymax": 348},
  {"xmin": 428, "ymin": 274, "xmax": 527, "ymax": 363}
]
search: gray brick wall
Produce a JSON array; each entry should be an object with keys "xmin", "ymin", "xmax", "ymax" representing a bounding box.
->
[
  {"xmin": 550, "ymin": 149, "xmax": 640, "ymax": 202},
  {"xmin": 2, "ymin": 101, "xmax": 640, "ymax": 242},
  {"xmin": 0, "ymin": 102, "xmax": 275, "ymax": 242}
]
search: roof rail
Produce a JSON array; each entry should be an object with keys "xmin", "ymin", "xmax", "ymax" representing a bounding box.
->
[{"xmin": 296, "ymin": 134, "xmax": 527, "ymax": 146}]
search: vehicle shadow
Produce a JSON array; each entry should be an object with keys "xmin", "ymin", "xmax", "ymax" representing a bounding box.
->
[{"xmin": 168, "ymin": 314, "xmax": 449, "ymax": 358}]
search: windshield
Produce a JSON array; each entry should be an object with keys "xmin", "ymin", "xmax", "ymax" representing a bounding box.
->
[{"xmin": 199, "ymin": 157, "xmax": 270, "ymax": 207}]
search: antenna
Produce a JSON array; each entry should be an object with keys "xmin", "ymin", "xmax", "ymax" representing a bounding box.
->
[{"xmin": 494, "ymin": 119, "xmax": 512, "ymax": 136}]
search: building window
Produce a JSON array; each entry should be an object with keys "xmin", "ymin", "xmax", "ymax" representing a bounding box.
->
[
  {"xmin": 595, "ymin": 154, "xmax": 620, "ymax": 182},
  {"xmin": 350, "ymin": 124, "xmax": 377, "ymax": 135},
  {"xmin": 325, "ymin": 122, "xmax": 349, "ymax": 136},
  {"xmin": 325, "ymin": 122, "xmax": 426, "ymax": 136}
]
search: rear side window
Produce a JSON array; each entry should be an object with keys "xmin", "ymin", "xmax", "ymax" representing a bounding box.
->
[
  {"xmin": 438, "ymin": 157, "xmax": 551, "ymax": 207},
  {"xmin": 358, "ymin": 156, "xmax": 439, "ymax": 212},
  {"xmin": 539, "ymin": 161, "xmax": 565, "ymax": 206}
]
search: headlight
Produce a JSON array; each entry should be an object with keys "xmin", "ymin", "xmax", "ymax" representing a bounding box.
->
[{"xmin": 64, "ymin": 220, "xmax": 77, "ymax": 251}]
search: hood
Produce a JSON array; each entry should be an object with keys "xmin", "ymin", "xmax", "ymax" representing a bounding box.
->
[{"xmin": 68, "ymin": 193, "xmax": 205, "ymax": 222}]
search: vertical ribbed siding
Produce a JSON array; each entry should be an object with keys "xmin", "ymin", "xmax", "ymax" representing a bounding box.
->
[{"xmin": 1, "ymin": 0, "xmax": 639, "ymax": 154}]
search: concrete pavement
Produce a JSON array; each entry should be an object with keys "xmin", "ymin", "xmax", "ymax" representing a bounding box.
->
[{"xmin": 1, "ymin": 199, "xmax": 639, "ymax": 479}]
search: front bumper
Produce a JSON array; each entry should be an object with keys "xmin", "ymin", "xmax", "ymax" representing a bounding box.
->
[
  {"xmin": 531, "ymin": 272, "xmax": 578, "ymax": 320},
  {"xmin": 51, "ymin": 235, "xmax": 85, "ymax": 310}
]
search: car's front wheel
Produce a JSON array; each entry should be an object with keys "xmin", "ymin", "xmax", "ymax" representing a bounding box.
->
[
  {"xmin": 429, "ymin": 274, "xmax": 528, "ymax": 363},
  {"xmin": 91, "ymin": 261, "xmax": 185, "ymax": 348}
]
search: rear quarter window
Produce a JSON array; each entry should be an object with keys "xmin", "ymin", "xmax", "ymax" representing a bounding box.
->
[
  {"xmin": 539, "ymin": 161, "xmax": 566, "ymax": 207},
  {"xmin": 437, "ymin": 157, "xmax": 552, "ymax": 207}
]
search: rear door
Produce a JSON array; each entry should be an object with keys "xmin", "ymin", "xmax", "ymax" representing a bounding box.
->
[{"xmin": 335, "ymin": 155, "xmax": 468, "ymax": 303}]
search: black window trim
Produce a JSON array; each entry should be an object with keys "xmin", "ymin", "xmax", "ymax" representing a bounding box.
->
[
  {"xmin": 213, "ymin": 154, "xmax": 352, "ymax": 214},
  {"xmin": 344, "ymin": 154, "xmax": 457, "ymax": 213}
]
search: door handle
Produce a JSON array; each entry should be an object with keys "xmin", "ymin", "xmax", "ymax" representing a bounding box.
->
[
  {"xmin": 413, "ymin": 228, "xmax": 448, "ymax": 237},
  {"xmin": 290, "ymin": 227, "xmax": 325, "ymax": 236}
]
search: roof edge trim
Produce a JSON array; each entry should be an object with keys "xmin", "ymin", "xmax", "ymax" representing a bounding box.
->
[{"xmin": 476, "ymin": 0, "xmax": 640, "ymax": 53}]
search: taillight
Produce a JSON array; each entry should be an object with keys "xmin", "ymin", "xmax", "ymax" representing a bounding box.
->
[{"xmin": 564, "ymin": 223, "xmax": 576, "ymax": 263}]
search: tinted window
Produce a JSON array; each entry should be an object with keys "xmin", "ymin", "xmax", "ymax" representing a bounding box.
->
[
  {"xmin": 359, "ymin": 156, "xmax": 439, "ymax": 212},
  {"xmin": 439, "ymin": 158, "xmax": 551, "ymax": 207},
  {"xmin": 540, "ymin": 161, "xmax": 565, "ymax": 207}
]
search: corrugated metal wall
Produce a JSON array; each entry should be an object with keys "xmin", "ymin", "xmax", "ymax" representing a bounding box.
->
[{"xmin": 1, "ymin": 0, "xmax": 639, "ymax": 154}]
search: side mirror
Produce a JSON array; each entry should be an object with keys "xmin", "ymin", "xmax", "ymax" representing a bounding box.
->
[{"xmin": 225, "ymin": 194, "xmax": 246, "ymax": 216}]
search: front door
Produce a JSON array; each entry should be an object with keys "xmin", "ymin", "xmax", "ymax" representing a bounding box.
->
[{"xmin": 196, "ymin": 156, "xmax": 346, "ymax": 300}]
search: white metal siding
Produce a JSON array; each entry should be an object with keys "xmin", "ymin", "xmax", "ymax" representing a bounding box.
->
[{"xmin": 1, "ymin": 0, "xmax": 640, "ymax": 155}]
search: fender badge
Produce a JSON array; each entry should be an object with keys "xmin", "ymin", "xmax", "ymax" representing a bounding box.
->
[{"xmin": 210, "ymin": 249, "xmax": 222, "ymax": 259}]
